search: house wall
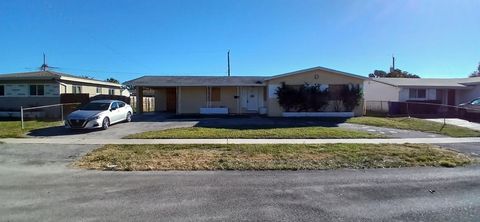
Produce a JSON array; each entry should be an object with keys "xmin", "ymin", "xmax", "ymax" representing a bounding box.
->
[
  {"xmin": 266, "ymin": 69, "xmax": 365, "ymax": 116},
  {"xmin": 459, "ymin": 85, "xmax": 480, "ymax": 104},
  {"xmin": 210, "ymin": 86, "xmax": 239, "ymax": 114},
  {"xmin": 364, "ymin": 80, "xmax": 400, "ymax": 102},
  {"xmin": 61, "ymin": 81, "xmax": 121, "ymax": 97},
  {"xmin": 178, "ymin": 87, "xmax": 207, "ymax": 114}
]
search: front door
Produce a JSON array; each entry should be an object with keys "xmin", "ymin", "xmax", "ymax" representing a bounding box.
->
[
  {"xmin": 447, "ymin": 89, "xmax": 455, "ymax": 106},
  {"xmin": 166, "ymin": 88, "xmax": 177, "ymax": 113},
  {"xmin": 245, "ymin": 87, "xmax": 259, "ymax": 111}
]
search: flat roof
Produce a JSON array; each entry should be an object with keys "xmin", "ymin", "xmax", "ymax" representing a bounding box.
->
[
  {"xmin": 370, "ymin": 77, "xmax": 473, "ymax": 89},
  {"xmin": 0, "ymin": 71, "xmax": 122, "ymax": 87},
  {"xmin": 124, "ymin": 76, "xmax": 267, "ymax": 87}
]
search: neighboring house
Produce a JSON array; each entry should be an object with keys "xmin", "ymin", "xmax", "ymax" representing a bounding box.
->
[
  {"xmin": 0, "ymin": 71, "xmax": 122, "ymax": 113},
  {"xmin": 125, "ymin": 66, "xmax": 367, "ymax": 117},
  {"xmin": 364, "ymin": 77, "xmax": 480, "ymax": 106}
]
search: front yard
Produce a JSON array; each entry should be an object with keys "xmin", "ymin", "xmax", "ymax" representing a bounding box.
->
[
  {"xmin": 0, "ymin": 120, "xmax": 63, "ymax": 138},
  {"xmin": 125, "ymin": 126, "xmax": 382, "ymax": 139},
  {"xmin": 75, "ymin": 143, "xmax": 473, "ymax": 171},
  {"xmin": 346, "ymin": 117, "xmax": 480, "ymax": 137}
]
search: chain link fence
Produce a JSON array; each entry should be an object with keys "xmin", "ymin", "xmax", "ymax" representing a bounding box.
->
[
  {"xmin": 365, "ymin": 100, "xmax": 479, "ymax": 121},
  {"xmin": 20, "ymin": 103, "xmax": 81, "ymax": 129}
]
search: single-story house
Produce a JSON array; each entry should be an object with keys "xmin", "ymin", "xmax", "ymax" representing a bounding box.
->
[
  {"xmin": 124, "ymin": 66, "xmax": 367, "ymax": 117},
  {"xmin": 0, "ymin": 71, "xmax": 122, "ymax": 116},
  {"xmin": 364, "ymin": 77, "xmax": 480, "ymax": 106}
]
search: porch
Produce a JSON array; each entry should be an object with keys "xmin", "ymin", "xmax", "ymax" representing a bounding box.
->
[{"xmin": 134, "ymin": 86, "xmax": 266, "ymax": 115}]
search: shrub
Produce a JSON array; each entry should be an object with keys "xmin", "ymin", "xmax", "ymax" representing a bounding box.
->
[
  {"xmin": 276, "ymin": 83, "xmax": 329, "ymax": 112},
  {"xmin": 340, "ymin": 84, "xmax": 363, "ymax": 111}
]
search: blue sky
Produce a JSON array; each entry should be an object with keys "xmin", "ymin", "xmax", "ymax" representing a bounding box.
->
[{"xmin": 0, "ymin": 0, "xmax": 479, "ymax": 82}]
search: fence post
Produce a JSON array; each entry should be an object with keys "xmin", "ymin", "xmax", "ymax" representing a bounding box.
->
[
  {"xmin": 61, "ymin": 104, "xmax": 64, "ymax": 122},
  {"xmin": 406, "ymin": 102, "xmax": 410, "ymax": 118},
  {"xmin": 20, "ymin": 106, "xmax": 24, "ymax": 129}
]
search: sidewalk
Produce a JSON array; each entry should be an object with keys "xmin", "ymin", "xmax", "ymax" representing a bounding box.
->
[{"xmin": 2, "ymin": 137, "xmax": 480, "ymax": 145}]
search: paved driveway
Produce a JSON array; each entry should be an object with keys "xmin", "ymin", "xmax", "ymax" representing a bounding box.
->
[
  {"xmin": 1, "ymin": 143, "xmax": 479, "ymax": 221},
  {"xmin": 25, "ymin": 114, "xmax": 445, "ymax": 139},
  {"xmin": 426, "ymin": 118, "xmax": 480, "ymax": 131}
]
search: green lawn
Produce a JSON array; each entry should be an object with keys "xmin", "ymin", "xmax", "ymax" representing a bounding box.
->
[
  {"xmin": 347, "ymin": 117, "xmax": 480, "ymax": 137},
  {"xmin": 74, "ymin": 143, "xmax": 474, "ymax": 171},
  {"xmin": 0, "ymin": 121, "xmax": 63, "ymax": 138},
  {"xmin": 125, "ymin": 126, "xmax": 382, "ymax": 139}
]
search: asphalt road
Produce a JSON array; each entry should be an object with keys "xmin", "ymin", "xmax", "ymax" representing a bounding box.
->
[{"xmin": 1, "ymin": 143, "xmax": 480, "ymax": 221}]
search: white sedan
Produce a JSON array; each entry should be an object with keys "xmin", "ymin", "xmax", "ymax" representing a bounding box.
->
[{"xmin": 65, "ymin": 100, "xmax": 133, "ymax": 130}]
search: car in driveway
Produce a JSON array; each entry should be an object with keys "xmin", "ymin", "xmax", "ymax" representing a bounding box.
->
[
  {"xmin": 459, "ymin": 98, "xmax": 480, "ymax": 117},
  {"xmin": 65, "ymin": 100, "xmax": 133, "ymax": 130}
]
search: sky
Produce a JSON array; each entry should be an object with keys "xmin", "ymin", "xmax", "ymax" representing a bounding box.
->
[{"xmin": 0, "ymin": 0, "xmax": 479, "ymax": 82}]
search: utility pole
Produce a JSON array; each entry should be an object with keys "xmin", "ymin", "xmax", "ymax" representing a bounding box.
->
[
  {"xmin": 390, "ymin": 54, "xmax": 395, "ymax": 73},
  {"xmin": 227, "ymin": 50, "xmax": 231, "ymax": 77}
]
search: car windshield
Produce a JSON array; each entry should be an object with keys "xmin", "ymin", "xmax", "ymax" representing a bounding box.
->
[{"xmin": 79, "ymin": 102, "xmax": 110, "ymax": 111}]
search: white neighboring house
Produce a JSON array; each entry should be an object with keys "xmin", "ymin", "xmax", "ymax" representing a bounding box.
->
[{"xmin": 364, "ymin": 77, "xmax": 480, "ymax": 106}]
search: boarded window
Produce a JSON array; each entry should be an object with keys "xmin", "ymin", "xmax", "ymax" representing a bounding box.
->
[
  {"xmin": 328, "ymin": 84, "xmax": 344, "ymax": 100},
  {"xmin": 211, "ymin": 87, "xmax": 221, "ymax": 101},
  {"xmin": 0, "ymin": 85, "xmax": 4, "ymax": 96}
]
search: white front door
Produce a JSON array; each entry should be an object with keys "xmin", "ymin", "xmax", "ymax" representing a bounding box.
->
[{"xmin": 244, "ymin": 87, "xmax": 259, "ymax": 111}]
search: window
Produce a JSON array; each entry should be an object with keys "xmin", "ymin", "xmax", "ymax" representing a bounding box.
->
[
  {"xmin": 108, "ymin": 88, "xmax": 115, "ymax": 95},
  {"xmin": 111, "ymin": 102, "xmax": 119, "ymax": 109},
  {"xmin": 72, "ymin": 85, "xmax": 82, "ymax": 94},
  {"xmin": 409, "ymin": 88, "xmax": 426, "ymax": 99},
  {"xmin": 29, "ymin": 85, "xmax": 44, "ymax": 96},
  {"xmin": 118, "ymin": 102, "xmax": 126, "ymax": 108},
  {"xmin": 0, "ymin": 85, "xmax": 4, "ymax": 96},
  {"xmin": 96, "ymin": 87, "xmax": 102, "ymax": 94},
  {"xmin": 211, "ymin": 87, "xmax": 221, "ymax": 101},
  {"xmin": 471, "ymin": 99, "xmax": 480, "ymax": 105}
]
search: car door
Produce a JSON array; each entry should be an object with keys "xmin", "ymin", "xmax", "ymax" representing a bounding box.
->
[
  {"xmin": 469, "ymin": 99, "xmax": 480, "ymax": 113},
  {"xmin": 117, "ymin": 102, "xmax": 127, "ymax": 120},
  {"xmin": 109, "ymin": 102, "xmax": 122, "ymax": 123}
]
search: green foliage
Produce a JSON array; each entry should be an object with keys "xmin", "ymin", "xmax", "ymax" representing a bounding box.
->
[
  {"xmin": 340, "ymin": 84, "xmax": 363, "ymax": 111},
  {"xmin": 106, "ymin": 78, "xmax": 120, "ymax": 84},
  {"xmin": 468, "ymin": 62, "xmax": 480, "ymax": 77},
  {"xmin": 369, "ymin": 69, "xmax": 420, "ymax": 78},
  {"xmin": 275, "ymin": 82, "xmax": 329, "ymax": 112}
]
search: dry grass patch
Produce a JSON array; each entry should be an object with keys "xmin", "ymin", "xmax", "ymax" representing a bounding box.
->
[{"xmin": 74, "ymin": 144, "xmax": 474, "ymax": 171}]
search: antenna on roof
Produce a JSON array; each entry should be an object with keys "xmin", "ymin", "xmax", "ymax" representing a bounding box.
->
[
  {"xmin": 390, "ymin": 54, "xmax": 395, "ymax": 73},
  {"xmin": 227, "ymin": 50, "xmax": 231, "ymax": 77},
  {"xmin": 39, "ymin": 53, "xmax": 58, "ymax": 71}
]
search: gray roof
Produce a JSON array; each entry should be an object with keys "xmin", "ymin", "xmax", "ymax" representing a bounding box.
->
[
  {"xmin": 0, "ymin": 71, "xmax": 121, "ymax": 87},
  {"xmin": 125, "ymin": 76, "xmax": 267, "ymax": 87},
  {"xmin": 267, "ymin": 66, "xmax": 367, "ymax": 81},
  {"xmin": 370, "ymin": 77, "xmax": 475, "ymax": 89}
]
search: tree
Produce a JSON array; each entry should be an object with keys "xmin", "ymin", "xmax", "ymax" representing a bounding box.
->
[
  {"xmin": 469, "ymin": 62, "xmax": 480, "ymax": 77},
  {"xmin": 340, "ymin": 84, "xmax": 363, "ymax": 111},
  {"xmin": 369, "ymin": 69, "xmax": 420, "ymax": 78},
  {"xmin": 106, "ymin": 78, "xmax": 120, "ymax": 84}
]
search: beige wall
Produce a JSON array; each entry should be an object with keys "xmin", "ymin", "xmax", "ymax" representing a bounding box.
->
[
  {"xmin": 210, "ymin": 86, "xmax": 239, "ymax": 114},
  {"xmin": 266, "ymin": 69, "xmax": 365, "ymax": 117},
  {"xmin": 178, "ymin": 87, "xmax": 207, "ymax": 114},
  {"xmin": 61, "ymin": 81, "xmax": 121, "ymax": 97}
]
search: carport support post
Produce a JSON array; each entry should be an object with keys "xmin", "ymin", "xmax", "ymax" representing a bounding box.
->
[
  {"xmin": 136, "ymin": 86, "xmax": 144, "ymax": 114},
  {"xmin": 20, "ymin": 106, "xmax": 24, "ymax": 129}
]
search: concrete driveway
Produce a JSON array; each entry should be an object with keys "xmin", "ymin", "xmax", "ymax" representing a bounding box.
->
[
  {"xmin": 426, "ymin": 118, "xmax": 480, "ymax": 131},
  {"xmin": 25, "ymin": 114, "xmax": 446, "ymax": 139},
  {"xmin": 1, "ymin": 143, "xmax": 480, "ymax": 221}
]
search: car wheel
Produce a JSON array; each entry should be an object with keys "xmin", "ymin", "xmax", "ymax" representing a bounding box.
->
[
  {"xmin": 125, "ymin": 112, "xmax": 132, "ymax": 123},
  {"xmin": 102, "ymin": 117, "xmax": 110, "ymax": 130}
]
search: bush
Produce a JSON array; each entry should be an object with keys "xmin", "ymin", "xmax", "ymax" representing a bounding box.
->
[
  {"xmin": 276, "ymin": 83, "xmax": 329, "ymax": 112},
  {"xmin": 340, "ymin": 84, "xmax": 362, "ymax": 111}
]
